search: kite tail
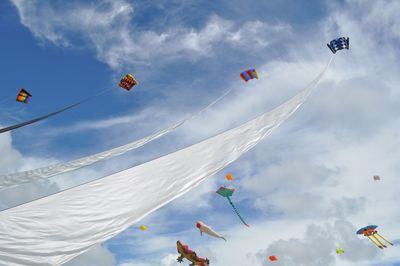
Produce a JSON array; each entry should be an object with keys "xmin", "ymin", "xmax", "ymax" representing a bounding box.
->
[
  {"xmin": 227, "ymin": 197, "xmax": 250, "ymax": 227},
  {"xmin": 367, "ymin": 236, "xmax": 383, "ymax": 249},
  {"xmin": 376, "ymin": 233, "xmax": 393, "ymax": 246}
]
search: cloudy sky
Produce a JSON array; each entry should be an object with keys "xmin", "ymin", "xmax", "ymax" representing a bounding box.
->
[{"xmin": 1, "ymin": 0, "xmax": 400, "ymax": 265}]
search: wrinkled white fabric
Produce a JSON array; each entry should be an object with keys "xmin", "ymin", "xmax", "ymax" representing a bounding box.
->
[
  {"xmin": 0, "ymin": 57, "xmax": 332, "ymax": 266},
  {"xmin": 0, "ymin": 89, "xmax": 232, "ymax": 189}
]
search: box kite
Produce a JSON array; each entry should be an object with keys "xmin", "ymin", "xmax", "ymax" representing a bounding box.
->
[
  {"xmin": 118, "ymin": 73, "xmax": 137, "ymax": 91},
  {"xmin": 356, "ymin": 225, "xmax": 393, "ymax": 249},
  {"xmin": 16, "ymin": 88, "xmax": 32, "ymax": 104},
  {"xmin": 373, "ymin": 175, "xmax": 380, "ymax": 181}
]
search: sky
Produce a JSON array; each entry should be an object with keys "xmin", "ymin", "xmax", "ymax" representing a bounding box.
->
[{"xmin": 0, "ymin": 0, "xmax": 400, "ymax": 265}]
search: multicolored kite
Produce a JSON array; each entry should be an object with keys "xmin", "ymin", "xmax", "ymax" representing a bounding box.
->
[
  {"xmin": 240, "ymin": 69, "xmax": 259, "ymax": 82},
  {"xmin": 118, "ymin": 74, "xmax": 137, "ymax": 91},
  {"xmin": 356, "ymin": 225, "xmax": 393, "ymax": 249},
  {"xmin": 176, "ymin": 241, "xmax": 210, "ymax": 266},
  {"xmin": 216, "ymin": 186, "xmax": 249, "ymax": 227},
  {"xmin": 327, "ymin": 37, "xmax": 349, "ymax": 54},
  {"xmin": 16, "ymin": 89, "xmax": 32, "ymax": 104}
]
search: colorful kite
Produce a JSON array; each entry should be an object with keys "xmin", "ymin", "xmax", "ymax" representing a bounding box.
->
[
  {"xmin": 269, "ymin": 255, "xmax": 278, "ymax": 262},
  {"xmin": 216, "ymin": 186, "xmax": 249, "ymax": 227},
  {"xmin": 373, "ymin": 175, "xmax": 380, "ymax": 181},
  {"xmin": 356, "ymin": 225, "xmax": 393, "ymax": 249},
  {"xmin": 226, "ymin": 173, "xmax": 234, "ymax": 181},
  {"xmin": 196, "ymin": 221, "xmax": 226, "ymax": 241},
  {"xmin": 16, "ymin": 88, "xmax": 32, "ymax": 104},
  {"xmin": 176, "ymin": 241, "xmax": 210, "ymax": 266},
  {"xmin": 327, "ymin": 37, "xmax": 349, "ymax": 54},
  {"xmin": 118, "ymin": 74, "xmax": 137, "ymax": 91},
  {"xmin": 240, "ymin": 69, "xmax": 259, "ymax": 82},
  {"xmin": 336, "ymin": 248, "xmax": 344, "ymax": 254}
]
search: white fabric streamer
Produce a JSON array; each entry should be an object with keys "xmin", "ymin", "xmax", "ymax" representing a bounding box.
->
[
  {"xmin": 0, "ymin": 57, "xmax": 332, "ymax": 265},
  {"xmin": 0, "ymin": 89, "xmax": 232, "ymax": 189}
]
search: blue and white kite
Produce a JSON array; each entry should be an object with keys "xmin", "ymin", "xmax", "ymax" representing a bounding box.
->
[{"xmin": 327, "ymin": 37, "xmax": 349, "ymax": 54}]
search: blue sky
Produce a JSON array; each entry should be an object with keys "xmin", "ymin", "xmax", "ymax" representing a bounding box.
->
[{"xmin": 1, "ymin": 0, "xmax": 400, "ymax": 265}]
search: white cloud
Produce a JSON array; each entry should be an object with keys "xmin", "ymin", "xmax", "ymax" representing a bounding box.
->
[
  {"xmin": 254, "ymin": 221, "xmax": 379, "ymax": 266},
  {"xmin": 10, "ymin": 0, "xmax": 291, "ymax": 69}
]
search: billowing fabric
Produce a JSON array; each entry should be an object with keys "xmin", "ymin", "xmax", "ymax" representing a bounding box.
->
[
  {"xmin": 0, "ymin": 89, "xmax": 233, "ymax": 189},
  {"xmin": 327, "ymin": 37, "xmax": 349, "ymax": 54},
  {"xmin": 0, "ymin": 102, "xmax": 80, "ymax": 134},
  {"xmin": 0, "ymin": 88, "xmax": 112, "ymax": 134},
  {"xmin": 16, "ymin": 89, "xmax": 32, "ymax": 104},
  {"xmin": 240, "ymin": 69, "xmax": 259, "ymax": 82},
  {"xmin": 0, "ymin": 57, "xmax": 332, "ymax": 266}
]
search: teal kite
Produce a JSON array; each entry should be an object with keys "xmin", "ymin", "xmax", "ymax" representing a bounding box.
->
[{"xmin": 216, "ymin": 186, "xmax": 249, "ymax": 227}]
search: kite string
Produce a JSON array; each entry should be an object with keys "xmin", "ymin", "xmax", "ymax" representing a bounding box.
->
[
  {"xmin": 77, "ymin": 87, "xmax": 115, "ymax": 105},
  {"xmin": 0, "ymin": 96, "xmax": 14, "ymax": 106}
]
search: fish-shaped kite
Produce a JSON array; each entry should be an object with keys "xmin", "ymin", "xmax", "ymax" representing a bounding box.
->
[{"xmin": 196, "ymin": 221, "xmax": 226, "ymax": 241}]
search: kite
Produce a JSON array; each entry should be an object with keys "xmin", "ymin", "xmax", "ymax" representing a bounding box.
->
[
  {"xmin": 373, "ymin": 175, "xmax": 380, "ymax": 181},
  {"xmin": 335, "ymin": 248, "xmax": 344, "ymax": 254},
  {"xmin": 139, "ymin": 225, "xmax": 147, "ymax": 231},
  {"xmin": 216, "ymin": 186, "xmax": 249, "ymax": 227},
  {"xmin": 118, "ymin": 74, "xmax": 137, "ymax": 91},
  {"xmin": 0, "ymin": 56, "xmax": 333, "ymax": 265},
  {"xmin": 196, "ymin": 221, "xmax": 226, "ymax": 241},
  {"xmin": 225, "ymin": 173, "xmax": 234, "ymax": 181},
  {"xmin": 176, "ymin": 241, "xmax": 210, "ymax": 266},
  {"xmin": 240, "ymin": 69, "xmax": 259, "ymax": 82},
  {"xmin": 356, "ymin": 225, "xmax": 393, "ymax": 249},
  {"xmin": 16, "ymin": 89, "xmax": 32, "ymax": 104},
  {"xmin": 269, "ymin": 255, "xmax": 278, "ymax": 262},
  {"xmin": 327, "ymin": 37, "xmax": 349, "ymax": 54},
  {"xmin": 0, "ymin": 88, "xmax": 233, "ymax": 189}
]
